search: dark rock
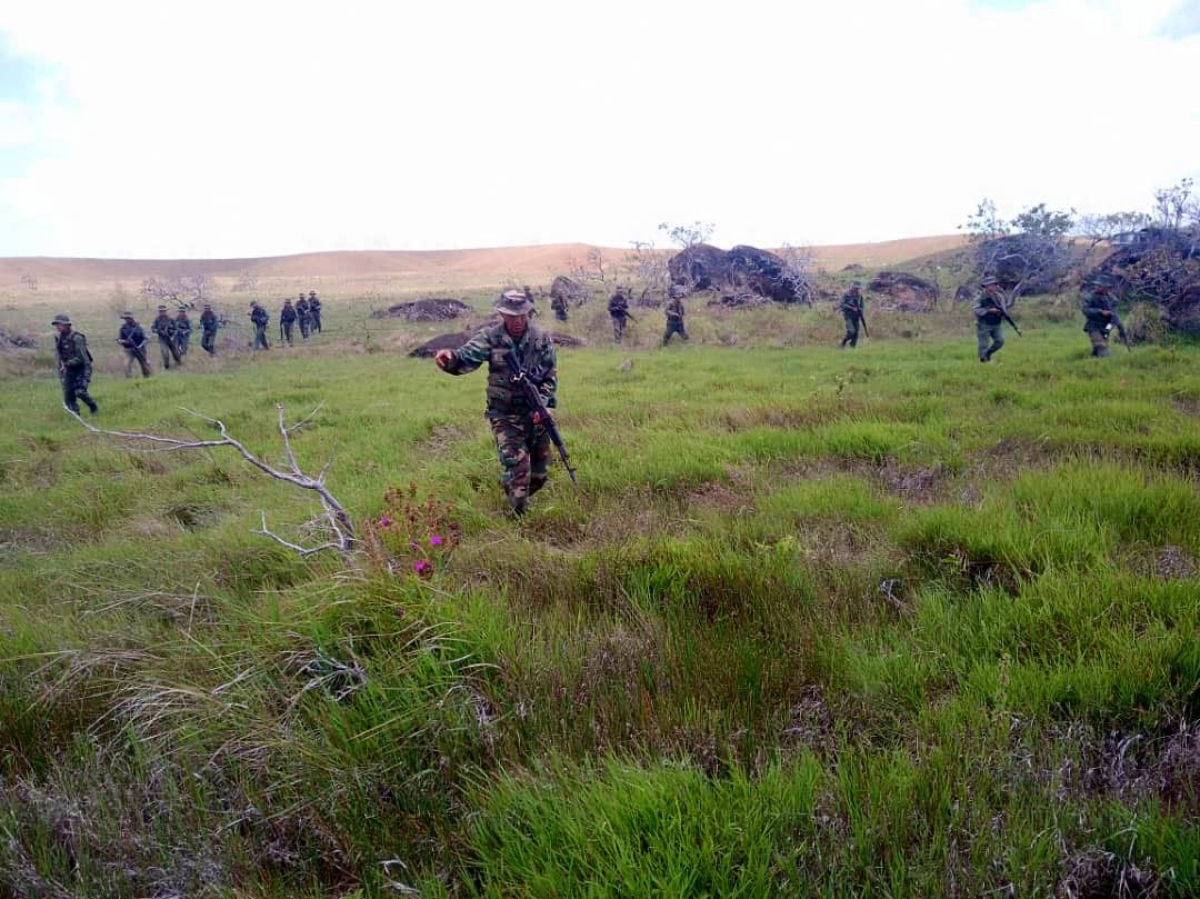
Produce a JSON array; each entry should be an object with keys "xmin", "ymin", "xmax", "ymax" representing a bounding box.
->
[
  {"xmin": 1094, "ymin": 227, "xmax": 1200, "ymax": 335},
  {"xmin": 371, "ymin": 298, "xmax": 473, "ymax": 321},
  {"xmin": 868, "ymin": 272, "xmax": 939, "ymax": 312},
  {"xmin": 550, "ymin": 276, "xmax": 588, "ymax": 306},
  {"xmin": 669, "ymin": 243, "xmax": 809, "ymax": 304},
  {"xmin": 667, "ymin": 244, "xmax": 731, "ymax": 291}
]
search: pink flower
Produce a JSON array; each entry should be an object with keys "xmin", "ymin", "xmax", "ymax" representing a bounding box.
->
[
  {"xmin": 395, "ymin": 607, "xmax": 406, "ymax": 618},
  {"xmin": 410, "ymin": 541, "xmax": 420, "ymax": 551},
  {"xmin": 379, "ymin": 516, "xmax": 392, "ymax": 527},
  {"xmin": 429, "ymin": 534, "xmax": 444, "ymax": 546},
  {"xmin": 413, "ymin": 560, "xmax": 430, "ymax": 573}
]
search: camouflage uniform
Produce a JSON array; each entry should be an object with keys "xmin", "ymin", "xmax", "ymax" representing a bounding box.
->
[
  {"xmin": 280, "ymin": 300, "xmax": 297, "ymax": 345},
  {"xmin": 839, "ymin": 285, "xmax": 864, "ymax": 348},
  {"xmin": 439, "ymin": 296, "xmax": 558, "ymax": 515},
  {"xmin": 662, "ymin": 296, "xmax": 688, "ymax": 345},
  {"xmin": 249, "ymin": 303, "xmax": 270, "ymax": 350},
  {"xmin": 199, "ymin": 306, "xmax": 218, "ymax": 355},
  {"xmin": 550, "ymin": 294, "xmax": 568, "ymax": 321},
  {"xmin": 118, "ymin": 314, "xmax": 151, "ymax": 378},
  {"xmin": 53, "ymin": 315, "xmax": 99, "ymax": 414},
  {"xmin": 152, "ymin": 307, "xmax": 182, "ymax": 368},
  {"xmin": 972, "ymin": 281, "xmax": 1006, "ymax": 362},
  {"xmin": 608, "ymin": 289, "xmax": 630, "ymax": 342},
  {"xmin": 308, "ymin": 292, "xmax": 322, "ymax": 333},
  {"xmin": 173, "ymin": 310, "xmax": 193, "ymax": 356},
  {"xmin": 1081, "ymin": 277, "xmax": 1117, "ymax": 357},
  {"xmin": 295, "ymin": 296, "xmax": 311, "ymax": 339}
]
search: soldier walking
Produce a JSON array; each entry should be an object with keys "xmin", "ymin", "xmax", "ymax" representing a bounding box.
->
[
  {"xmin": 661, "ymin": 291, "xmax": 689, "ymax": 345},
  {"xmin": 249, "ymin": 301, "xmax": 271, "ymax": 350},
  {"xmin": 973, "ymin": 276, "xmax": 1010, "ymax": 363},
  {"xmin": 839, "ymin": 281, "xmax": 865, "ymax": 349},
  {"xmin": 434, "ymin": 289, "xmax": 559, "ymax": 517},
  {"xmin": 1081, "ymin": 273, "xmax": 1120, "ymax": 357},
  {"xmin": 174, "ymin": 306, "xmax": 193, "ymax": 357},
  {"xmin": 199, "ymin": 303, "xmax": 219, "ymax": 355},
  {"xmin": 117, "ymin": 311, "xmax": 152, "ymax": 378},
  {"xmin": 152, "ymin": 304, "xmax": 182, "ymax": 369},
  {"xmin": 296, "ymin": 293, "xmax": 311, "ymax": 339},
  {"xmin": 607, "ymin": 287, "xmax": 630, "ymax": 343},
  {"xmin": 550, "ymin": 292, "xmax": 568, "ymax": 322},
  {"xmin": 53, "ymin": 314, "xmax": 99, "ymax": 415},
  {"xmin": 280, "ymin": 299, "xmax": 297, "ymax": 345},
  {"xmin": 308, "ymin": 290, "xmax": 322, "ymax": 333}
]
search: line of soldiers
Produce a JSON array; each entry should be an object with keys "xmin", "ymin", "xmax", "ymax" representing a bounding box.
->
[
  {"xmin": 605, "ymin": 286, "xmax": 690, "ymax": 346},
  {"xmin": 253, "ymin": 291, "xmax": 324, "ymax": 349}
]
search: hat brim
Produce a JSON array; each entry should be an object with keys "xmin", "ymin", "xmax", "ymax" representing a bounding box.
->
[{"xmin": 493, "ymin": 299, "xmax": 534, "ymax": 316}]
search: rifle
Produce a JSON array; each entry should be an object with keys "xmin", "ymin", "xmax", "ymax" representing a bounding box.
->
[
  {"xmin": 996, "ymin": 304, "xmax": 1022, "ymax": 337},
  {"xmin": 1108, "ymin": 312, "xmax": 1132, "ymax": 352},
  {"xmin": 503, "ymin": 349, "xmax": 578, "ymax": 487},
  {"xmin": 117, "ymin": 339, "xmax": 151, "ymax": 371},
  {"xmin": 857, "ymin": 307, "xmax": 869, "ymax": 338}
]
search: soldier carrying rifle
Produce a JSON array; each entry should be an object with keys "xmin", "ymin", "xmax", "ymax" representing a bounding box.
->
[
  {"xmin": 117, "ymin": 311, "xmax": 152, "ymax": 378},
  {"xmin": 1080, "ymin": 272, "xmax": 1129, "ymax": 357}
]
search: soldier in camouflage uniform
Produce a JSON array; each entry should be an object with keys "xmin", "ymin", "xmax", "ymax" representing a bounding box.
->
[
  {"xmin": 151, "ymin": 304, "xmax": 182, "ymax": 369},
  {"xmin": 550, "ymin": 292, "xmax": 568, "ymax": 322},
  {"xmin": 308, "ymin": 290, "xmax": 322, "ymax": 333},
  {"xmin": 118, "ymin": 311, "xmax": 151, "ymax": 378},
  {"xmin": 173, "ymin": 306, "xmax": 193, "ymax": 356},
  {"xmin": 295, "ymin": 294, "xmax": 311, "ymax": 339},
  {"xmin": 839, "ymin": 281, "xmax": 865, "ymax": 348},
  {"xmin": 52, "ymin": 314, "xmax": 99, "ymax": 415},
  {"xmin": 607, "ymin": 287, "xmax": 630, "ymax": 342},
  {"xmin": 249, "ymin": 301, "xmax": 270, "ymax": 350},
  {"xmin": 972, "ymin": 275, "xmax": 1008, "ymax": 362},
  {"xmin": 199, "ymin": 303, "xmax": 219, "ymax": 355},
  {"xmin": 1080, "ymin": 273, "xmax": 1119, "ymax": 357},
  {"xmin": 661, "ymin": 292, "xmax": 688, "ymax": 345},
  {"xmin": 280, "ymin": 299, "xmax": 297, "ymax": 345},
  {"xmin": 434, "ymin": 289, "xmax": 559, "ymax": 516}
]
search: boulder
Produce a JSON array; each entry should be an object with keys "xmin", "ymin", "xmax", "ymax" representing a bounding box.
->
[
  {"xmin": 668, "ymin": 243, "xmax": 809, "ymax": 304},
  {"xmin": 371, "ymin": 298, "xmax": 473, "ymax": 321},
  {"xmin": 1094, "ymin": 227, "xmax": 1200, "ymax": 334},
  {"xmin": 868, "ymin": 272, "xmax": 939, "ymax": 312},
  {"xmin": 550, "ymin": 275, "xmax": 588, "ymax": 306},
  {"xmin": 667, "ymin": 244, "xmax": 731, "ymax": 291}
]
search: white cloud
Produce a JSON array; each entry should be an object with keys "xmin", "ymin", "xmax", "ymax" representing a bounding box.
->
[{"xmin": 0, "ymin": 0, "xmax": 1197, "ymax": 257}]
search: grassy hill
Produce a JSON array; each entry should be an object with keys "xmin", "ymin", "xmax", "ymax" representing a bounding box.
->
[{"xmin": 1, "ymin": 285, "xmax": 1198, "ymax": 896}]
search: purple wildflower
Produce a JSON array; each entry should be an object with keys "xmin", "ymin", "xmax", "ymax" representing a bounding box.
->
[
  {"xmin": 413, "ymin": 560, "xmax": 430, "ymax": 573},
  {"xmin": 379, "ymin": 516, "xmax": 392, "ymax": 527},
  {"xmin": 430, "ymin": 534, "xmax": 444, "ymax": 547}
]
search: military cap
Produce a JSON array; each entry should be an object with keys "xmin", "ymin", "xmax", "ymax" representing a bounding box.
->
[
  {"xmin": 157, "ymin": 304, "xmax": 168, "ymax": 311},
  {"xmin": 850, "ymin": 280, "xmax": 862, "ymax": 288},
  {"xmin": 120, "ymin": 310, "xmax": 134, "ymax": 318},
  {"xmin": 980, "ymin": 275, "xmax": 1000, "ymax": 287},
  {"xmin": 494, "ymin": 289, "xmax": 534, "ymax": 316},
  {"xmin": 250, "ymin": 300, "xmax": 260, "ymax": 307},
  {"xmin": 202, "ymin": 303, "xmax": 211, "ymax": 308},
  {"xmin": 1089, "ymin": 272, "xmax": 1117, "ymax": 288},
  {"xmin": 51, "ymin": 313, "xmax": 72, "ymax": 326}
]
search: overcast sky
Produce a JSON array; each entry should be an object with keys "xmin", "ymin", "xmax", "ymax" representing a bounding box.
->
[{"xmin": 1, "ymin": 0, "xmax": 1197, "ymax": 259}]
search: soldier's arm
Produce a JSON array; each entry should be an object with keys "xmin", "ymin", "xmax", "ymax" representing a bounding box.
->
[
  {"xmin": 534, "ymin": 340, "xmax": 558, "ymax": 406},
  {"xmin": 440, "ymin": 329, "xmax": 492, "ymax": 375},
  {"xmin": 63, "ymin": 333, "xmax": 87, "ymax": 368}
]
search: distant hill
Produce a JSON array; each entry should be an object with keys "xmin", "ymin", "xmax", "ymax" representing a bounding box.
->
[{"xmin": 0, "ymin": 236, "xmax": 969, "ymax": 293}]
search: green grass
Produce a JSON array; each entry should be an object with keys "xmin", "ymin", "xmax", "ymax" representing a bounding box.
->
[{"xmin": 1, "ymin": 296, "xmax": 1199, "ymax": 897}]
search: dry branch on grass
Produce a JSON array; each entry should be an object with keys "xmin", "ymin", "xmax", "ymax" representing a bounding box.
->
[{"xmin": 65, "ymin": 403, "xmax": 356, "ymax": 561}]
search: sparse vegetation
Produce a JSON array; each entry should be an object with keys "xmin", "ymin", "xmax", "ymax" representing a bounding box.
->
[{"xmin": 1, "ymin": 272, "xmax": 1199, "ymax": 897}]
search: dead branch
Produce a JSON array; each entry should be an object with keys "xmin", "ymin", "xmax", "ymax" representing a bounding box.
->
[{"xmin": 65, "ymin": 403, "xmax": 356, "ymax": 561}]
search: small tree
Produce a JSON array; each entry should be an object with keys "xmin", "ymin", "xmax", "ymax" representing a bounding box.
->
[
  {"xmin": 776, "ymin": 243, "xmax": 816, "ymax": 306},
  {"xmin": 19, "ymin": 274, "xmax": 37, "ymax": 292},
  {"xmin": 961, "ymin": 199, "xmax": 1076, "ymax": 303},
  {"xmin": 623, "ymin": 240, "xmax": 670, "ymax": 302},
  {"xmin": 658, "ymin": 220, "xmax": 715, "ymax": 249}
]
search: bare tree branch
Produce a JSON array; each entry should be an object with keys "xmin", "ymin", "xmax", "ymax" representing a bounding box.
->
[{"xmin": 64, "ymin": 404, "xmax": 356, "ymax": 560}]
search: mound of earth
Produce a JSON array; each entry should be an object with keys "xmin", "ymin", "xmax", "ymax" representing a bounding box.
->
[
  {"xmin": 549, "ymin": 275, "xmax": 589, "ymax": 306},
  {"xmin": 868, "ymin": 272, "xmax": 939, "ymax": 311},
  {"xmin": 0, "ymin": 328, "xmax": 37, "ymax": 349},
  {"xmin": 408, "ymin": 330, "xmax": 588, "ymax": 358},
  {"xmin": 371, "ymin": 298, "xmax": 473, "ymax": 321}
]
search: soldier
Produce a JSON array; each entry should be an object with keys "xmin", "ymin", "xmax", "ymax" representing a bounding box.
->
[
  {"xmin": 117, "ymin": 311, "xmax": 151, "ymax": 378},
  {"xmin": 434, "ymin": 289, "xmax": 558, "ymax": 516},
  {"xmin": 973, "ymin": 275, "xmax": 1010, "ymax": 363},
  {"xmin": 151, "ymin": 304, "xmax": 182, "ymax": 369},
  {"xmin": 280, "ymin": 298, "xmax": 297, "ymax": 345},
  {"xmin": 607, "ymin": 287, "xmax": 630, "ymax": 342},
  {"xmin": 249, "ymin": 301, "xmax": 270, "ymax": 350},
  {"xmin": 662, "ymin": 291, "xmax": 689, "ymax": 345},
  {"xmin": 550, "ymin": 291, "xmax": 568, "ymax": 322},
  {"xmin": 199, "ymin": 303, "xmax": 219, "ymax": 355},
  {"xmin": 173, "ymin": 306, "xmax": 193, "ymax": 357},
  {"xmin": 308, "ymin": 290, "xmax": 322, "ymax": 333},
  {"xmin": 1081, "ymin": 273, "xmax": 1120, "ymax": 357},
  {"xmin": 52, "ymin": 314, "xmax": 99, "ymax": 415},
  {"xmin": 839, "ymin": 281, "xmax": 865, "ymax": 349},
  {"xmin": 295, "ymin": 293, "xmax": 311, "ymax": 339}
]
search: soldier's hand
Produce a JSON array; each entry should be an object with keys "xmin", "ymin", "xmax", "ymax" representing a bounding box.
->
[
  {"xmin": 434, "ymin": 349, "xmax": 453, "ymax": 369},
  {"xmin": 1102, "ymin": 310, "xmax": 1112, "ymax": 317},
  {"xmin": 532, "ymin": 411, "xmax": 542, "ymax": 425}
]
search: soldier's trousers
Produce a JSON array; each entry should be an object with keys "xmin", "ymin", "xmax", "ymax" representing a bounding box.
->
[
  {"xmin": 299, "ymin": 317, "xmax": 310, "ymax": 339},
  {"xmin": 976, "ymin": 322, "xmax": 1004, "ymax": 361},
  {"xmin": 554, "ymin": 307, "xmax": 568, "ymax": 322},
  {"xmin": 489, "ymin": 414, "xmax": 551, "ymax": 514},
  {"xmin": 253, "ymin": 326, "xmax": 270, "ymax": 350},
  {"xmin": 662, "ymin": 319, "xmax": 688, "ymax": 345},
  {"xmin": 611, "ymin": 316, "xmax": 626, "ymax": 342},
  {"xmin": 61, "ymin": 370, "xmax": 98, "ymax": 414},
  {"xmin": 841, "ymin": 312, "xmax": 859, "ymax": 348},
  {"xmin": 158, "ymin": 337, "xmax": 181, "ymax": 369},
  {"xmin": 282, "ymin": 322, "xmax": 294, "ymax": 345},
  {"xmin": 124, "ymin": 348, "xmax": 151, "ymax": 378},
  {"xmin": 311, "ymin": 312, "xmax": 322, "ymax": 333},
  {"xmin": 177, "ymin": 334, "xmax": 190, "ymax": 356},
  {"xmin": 201, "ymin": 330, "xmax": 216, "ymax": 355},
  {"xmin": 1088, "ymin": 329, "xmax": 1111, "ymax": 357}
]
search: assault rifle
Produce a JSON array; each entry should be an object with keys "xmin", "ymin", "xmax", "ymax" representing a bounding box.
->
[
  {"xmin": 504, "ymin": 349, "xmax": 578, "ymax": 487},
  {"xmin": 1106, "ymin": 313, "xmax": 1132, "ymax": 352},
  {"xmin": 991, "ymin": 299, "xmax": 1022, "ymax": 337},
  {"xmin": 856, "ymin": 306, "xmax": 869, "ymax": 338}
]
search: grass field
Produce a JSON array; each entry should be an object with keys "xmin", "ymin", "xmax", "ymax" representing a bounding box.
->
[{"xmin": 1, "ymin": 293, "xmax": 1198, "ymax": 897}]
